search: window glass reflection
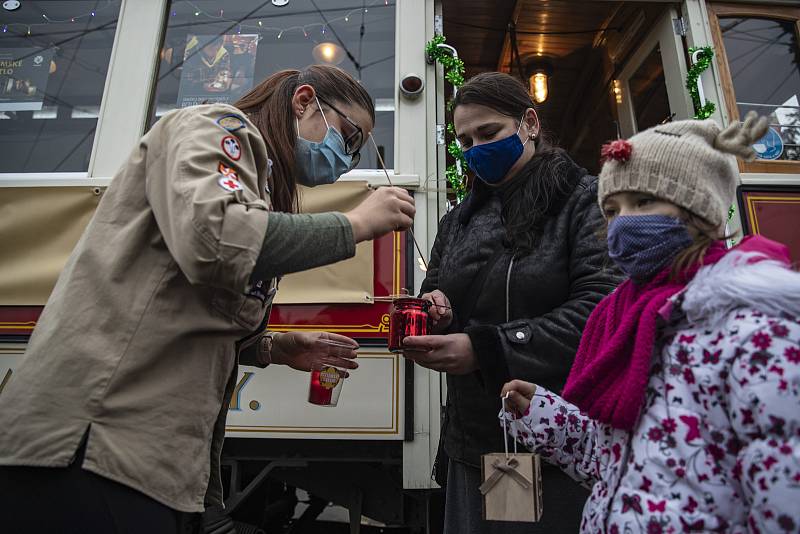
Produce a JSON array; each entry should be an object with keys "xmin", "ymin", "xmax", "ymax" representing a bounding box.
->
[
  {"xmin": 0, "ymin": 1, "xmax": 121, "ymax": 173},
  {"xmin": 721, "ymin": 17, "xmax": 800, "ymax": 161},
  {"xmin": 629, "ymin": 46, "xmax": 672, "ymax": 132},
  {"xmin": 151, "ymin": 1, "xmax": 395, "ymax": 170}
]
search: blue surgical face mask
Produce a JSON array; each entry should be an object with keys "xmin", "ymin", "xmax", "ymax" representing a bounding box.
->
[
  {"xmin": 463, "ymin": 114, "xmax": 531, "ymax": 185},
  {"xmin": 607, "ymin": 215, "xmax": 694, "ymax": 281},
  {"xmin": 294, "ymin": 96, "xmax": 353, "ymax": 187}
]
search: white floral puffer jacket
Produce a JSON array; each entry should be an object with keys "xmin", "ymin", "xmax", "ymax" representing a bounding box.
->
[{"xmin": 503, "ymin": 252, "xmax": 800, "ymax": 533}]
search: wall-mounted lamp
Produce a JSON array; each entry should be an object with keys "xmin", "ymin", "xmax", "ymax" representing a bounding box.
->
[
  {"xmin": 312, "ymin": 42, "xmax": 345, "ymax": 65},
  {"xmin": 525, "ymin": 60, "xmax": 553, "ymax": 104}
]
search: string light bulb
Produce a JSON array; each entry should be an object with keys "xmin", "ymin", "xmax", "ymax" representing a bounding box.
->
[
  {"xmin": 18, "ymin": 3, "xmax": 373, "ymax": 43},
  {"xmin": 612, "ymin": 80, "xmax": 623, "ymax": 104}
]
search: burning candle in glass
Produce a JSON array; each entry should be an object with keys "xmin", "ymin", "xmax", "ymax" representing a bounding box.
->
[{"xmin": 388, "ymin": 297, "xmax": 430, "ymax": 352}]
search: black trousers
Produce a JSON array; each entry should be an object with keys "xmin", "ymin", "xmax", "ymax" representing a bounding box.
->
[{"xmin": 0, "ymin": 446, "xmax": 200, "ymax": 534}]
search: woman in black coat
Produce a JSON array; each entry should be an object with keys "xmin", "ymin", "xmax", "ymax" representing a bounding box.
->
[{"xmin": 403, "ymin": 72, "xmax": 621, "ymax": 533}]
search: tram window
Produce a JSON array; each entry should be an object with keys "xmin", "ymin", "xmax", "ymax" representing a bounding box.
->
[
  {"xmin": 719, "ymin": 16, "xmax": 800, "ymax": 162},
  {"xmin": 0, "ymin": 1, "xmax": 121, "ymax": 173},
  {"xmin": 150, "ymin": 0, "xmax": 396, "ymax": 171},
  {"xmin": 629, "ymin": 46, "xmax": 672, "ymax": 132}
]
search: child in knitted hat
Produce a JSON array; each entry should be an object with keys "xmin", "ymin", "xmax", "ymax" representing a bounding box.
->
[{"xmin": 500, "ymin": 112, "xmax": 800, "ymax": 533}]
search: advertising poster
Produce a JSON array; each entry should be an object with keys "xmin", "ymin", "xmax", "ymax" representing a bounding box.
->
[
  {"xmin": 177, "ymin": 34, "xmax": 259, "ymax": 108},
  {"xmin": 0, "ymin": 48, "xmax": 55, "ymax": 111}
]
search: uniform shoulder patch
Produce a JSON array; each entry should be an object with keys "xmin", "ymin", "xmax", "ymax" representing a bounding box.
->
[
  {"xmin": 216, "ymin": 114, "xmax": 246, "ymax": 132},
  {"xmin": 221, "ymin": 135, "xmax": 242, "ymax": 161},
  {"xmin": 218, "ymin": 161, "xmax": 238, "ymax": 179},
  {"xmin": 217, "ymin": 161, "xmax": 242, "ymax": 192},
  {"xmin": 218, "ymin": 174, "xmax": 243, "ymax": 192}
]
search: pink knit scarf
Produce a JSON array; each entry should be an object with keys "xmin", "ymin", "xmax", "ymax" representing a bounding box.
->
[{"xmin": 562, "ymin": 236, "xmax": 789, "ymax": 430}]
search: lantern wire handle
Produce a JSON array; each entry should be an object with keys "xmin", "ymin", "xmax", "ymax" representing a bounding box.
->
[{"xmin": 369, "ymin": 133, "xmax": 429, "ymax": 272}]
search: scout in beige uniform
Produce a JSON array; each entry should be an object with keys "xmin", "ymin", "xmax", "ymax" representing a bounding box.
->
[{"xmin": 0, "ymin": 65, "xmax": 415, "ymax": 533}]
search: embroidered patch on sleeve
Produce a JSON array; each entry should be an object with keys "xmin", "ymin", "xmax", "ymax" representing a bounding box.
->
[
  {"xmin": 218, "ymin": 161, "xmax": 238, "ymax": 179},
  {"xmin": 221, "ymin": 135, "xmax": 242, "ymax": 161},
  {"xmin": 216, "ymin": 114, "xmax": 246, "ymax": 132},
  {"xmin": 218, "ymin": 175, "xmax": 243, "ymax": 192}
]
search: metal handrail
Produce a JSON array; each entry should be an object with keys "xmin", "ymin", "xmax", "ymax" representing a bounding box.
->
[{"xmin": 737, "ymin": 102, "xmax": 800, "ymax": 110}]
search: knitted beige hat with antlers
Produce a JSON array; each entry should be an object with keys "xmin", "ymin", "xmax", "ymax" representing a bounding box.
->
[{"xmin": 598, "ymin": 111, "xmax": 769, "ymax": 228}]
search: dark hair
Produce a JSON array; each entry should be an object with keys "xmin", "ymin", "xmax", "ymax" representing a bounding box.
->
[
  {"xmin": 235, "ymin": 65, "xmax": 374, "ymax": 212},
  {"xmin": 452, "ymin": 72, "xmax": 574, "ymax": 253}
]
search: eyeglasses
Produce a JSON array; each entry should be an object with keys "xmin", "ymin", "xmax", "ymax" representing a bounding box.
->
[{"xmin": 316, "ymin": 95, "xmax": 364, "ymax": 167}]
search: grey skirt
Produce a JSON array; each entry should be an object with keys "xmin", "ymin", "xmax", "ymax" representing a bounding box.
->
[{"xmin": 444, "ymin": 459, "xmax": 588, "ymax": 534}]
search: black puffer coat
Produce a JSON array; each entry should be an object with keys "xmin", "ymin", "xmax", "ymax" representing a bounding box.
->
[{"xmin": 421, "ymin": 151, "xmax": 621, "ymax": 466}]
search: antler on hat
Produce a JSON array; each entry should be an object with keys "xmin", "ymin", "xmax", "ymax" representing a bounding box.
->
[
  {"xmin": 597, "ymin": 114, "xmax": 770, "ymax": 229},
  {"xmin": 714, "ymin": 111, "xmax": 769, "ymax": 162}
]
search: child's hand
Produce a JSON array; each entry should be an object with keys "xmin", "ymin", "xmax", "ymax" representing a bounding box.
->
[{"xmin": 501, "ymin": 380, "xmax": 537, "ymax": 417}]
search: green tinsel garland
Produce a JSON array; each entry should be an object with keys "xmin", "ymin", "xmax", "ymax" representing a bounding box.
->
[
  {"xmin": 686, "ymin": 46, "xmax": 716, "ymax": 120},
  {"xmin": 426, "ymin": 35, "xmax": 468, "ymax": 202}
]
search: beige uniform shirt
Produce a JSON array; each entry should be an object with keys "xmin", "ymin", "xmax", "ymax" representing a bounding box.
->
[{"xmin": 0, "ymin": 104, "xmax": 297, "ymax": 512}]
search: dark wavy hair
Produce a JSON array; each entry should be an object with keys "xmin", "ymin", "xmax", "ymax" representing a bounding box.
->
[{"xmin": 453, "ymin": 72, "xmax": 577, "ymax": 254}]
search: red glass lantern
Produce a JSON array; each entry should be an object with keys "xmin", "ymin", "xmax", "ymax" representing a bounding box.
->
[{"xmin": 388, "ymin": 297, "xmax": 430, "ymax": 352}]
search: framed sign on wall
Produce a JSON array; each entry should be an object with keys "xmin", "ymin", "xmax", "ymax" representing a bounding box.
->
[{"xmin": 737, "ymin": 184, "xmax": 800, "ymax": 267}]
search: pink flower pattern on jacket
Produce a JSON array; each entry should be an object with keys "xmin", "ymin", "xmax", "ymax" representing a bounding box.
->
[{"xmin": 503, "ymin": 308, "xmax": 800, "ymax": 533}]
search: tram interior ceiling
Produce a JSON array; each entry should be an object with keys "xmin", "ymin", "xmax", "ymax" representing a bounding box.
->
[{"xmin": 443, "ymin": 0, "xmax": 674, "ymax": 175}]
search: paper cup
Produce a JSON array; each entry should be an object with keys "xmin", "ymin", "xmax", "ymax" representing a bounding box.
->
[{"xmin": 308, "ymin": 363, "xmax": 346, "ymax": 407}]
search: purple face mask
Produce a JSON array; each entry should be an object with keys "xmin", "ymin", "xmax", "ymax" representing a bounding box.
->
[{"xmin": 607, "ymin": 215, "xmax": 693, "ymax": 281}]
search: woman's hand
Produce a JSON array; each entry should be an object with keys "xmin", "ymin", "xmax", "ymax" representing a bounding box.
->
[
  {"xmin": 500, "ymin": 380, "xmax": 537, "ymax": 417},
  {"xmin": 345, "ymin": 187, "xmax": 416, "ymax": 242},
  {"xmin": 271, "ymin": 332, "xmax": 359, "ymax": 373},
  {"xmin": 421, "ymin": 290, "xmax": 453, "ymax": 333},
  {"xmin": 401, "ymin": 333, "xmax": 477, "ymax": 374}
]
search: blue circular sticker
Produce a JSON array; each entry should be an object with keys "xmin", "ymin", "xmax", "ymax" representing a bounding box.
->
[{"xmin": 752, "ymin": 127, "xmax": 783, "ymax": 160}]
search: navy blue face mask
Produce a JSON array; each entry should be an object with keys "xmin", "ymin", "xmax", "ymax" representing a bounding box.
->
[
  {"xmin": 463, "ymin": 115, "xmax": 531, "ymax": 185},
  {"xmin": 607, "ymin": 215, "xmax": 693, "ymax": 282}
]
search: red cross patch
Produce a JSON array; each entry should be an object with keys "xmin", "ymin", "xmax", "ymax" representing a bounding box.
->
[{"xmin": 218, "ymin": 175, "xmax": 243, "ymax": 192}]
